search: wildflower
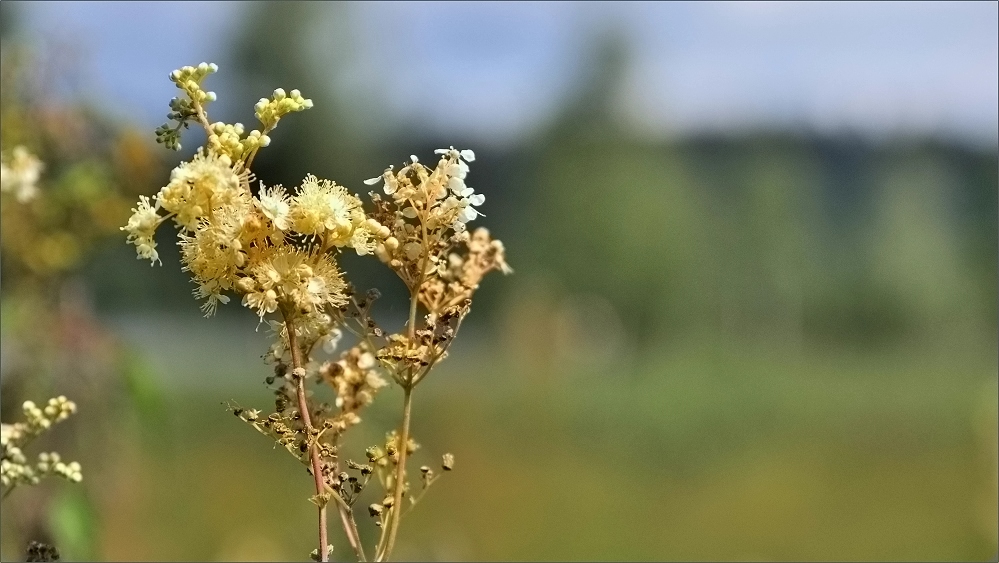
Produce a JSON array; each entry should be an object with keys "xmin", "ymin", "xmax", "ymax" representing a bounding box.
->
[
  {"xmin": 434, "ymin": 146, "xmax": 475, "ymax": 163},
  {"xmin": 121, "ymin": 195, "xmax": 162, "ymax": 265},
  {"xmin": 290, "ymin": 175, "xmax": 357, "ymax": 240},
  {"xmin": 178, "ymin": 205, "xmax": 249, "ymax": 315},
  {"xmin": 244, "ymin": 289, "xmax": 279, "ymax": 321},
  {"xmin": 257, "ymin": 184, "xmax": 291, "ymax": 230},
  {"xmin": 157, "ymin": 149, "xmax": 242, "ymax": 231},
  {"xmin": 249, "ymin": 247, "xmax": 346, "ymax": 315},
  {"xmin": 0, "ymin": 146, "xmax": 44, "ymax": 202},
  {"xmin": 2, "ymin": 397, "xmax": 82, "ymax": 493},
  {"xmin": 128, "ymin": 65, "xmax": 512, "ymax": 563}
]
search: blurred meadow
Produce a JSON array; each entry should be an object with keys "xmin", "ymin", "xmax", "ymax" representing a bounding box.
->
[{"xmin": 0, "ymin": 1, "xmax": 996, "ymax": 561}]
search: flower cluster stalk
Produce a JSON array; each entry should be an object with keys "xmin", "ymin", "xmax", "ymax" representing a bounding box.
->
[
  {"xmin": 379, "ymin": 385, "xmax": 412, "ymax": 561},
  {"xmin": 284, "ymin": 312, "xmax": 331, "ymax": 562}
]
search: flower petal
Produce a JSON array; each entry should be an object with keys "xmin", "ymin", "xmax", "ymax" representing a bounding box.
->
[
  {"xmin": 448, "ymin": 177, "xmax": 465, "ymax": 194},
  {"xmin": 461, "ymin": 206, "xmax": 479, "ymax": 222}
]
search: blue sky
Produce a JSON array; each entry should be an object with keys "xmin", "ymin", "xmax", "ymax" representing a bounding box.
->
[{"xmin": 15, "ymin": 1, "xmax": 999, "ymax": 147}]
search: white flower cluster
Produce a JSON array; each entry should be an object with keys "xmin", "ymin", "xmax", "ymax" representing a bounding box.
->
[
  {"xmin": 365, "ymin": 147, "xmax": 484, "ymax": 233},
  {"xmin": 0, "ymin": 145, "xmax": 44, "ymax": 203},
  {"xmin": 434, "ymin": 147, "xmax": 485, "ymax": 227},
  {"xmin": 1, "ymin": 397, "xmax": 82, "ymax": 491}
]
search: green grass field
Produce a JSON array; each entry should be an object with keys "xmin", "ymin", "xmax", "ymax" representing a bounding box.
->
[{"xmin": 52, "ymin": 318, "xmax": 995, "ymax": 561}]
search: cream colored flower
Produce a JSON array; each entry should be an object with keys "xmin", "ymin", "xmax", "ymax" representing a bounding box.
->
[
  {"xmin": 244, "ymin": 289, "xmax": 279, "ymax": 320},
  {"xmin": 301, "ymin": 254, "xmax": 348, "ymax": 312},
  {"xmin": 290, "ymin": 175, "xmax": 357, "ymax": 240},
  {"xmin": 157, "ymin": 150, "xmax": 242, "ymax": 231},
  {"xmin": 253, "ymin": 247, "xmax": 311, "ymax": 294},
  {"xmin": 0, "ymin": 146, "xmax": 44, "ymax": 202},
  {"xmin": 257, "ymin": 184, "xmax": 291, "ymax": 230},
  {"xmin": 122, "ymin": 196, "xmax": 162, "ymax": 265},
  {"xmin": 177, "ymin": 198, "xmax": 253, "ymax": 315}
]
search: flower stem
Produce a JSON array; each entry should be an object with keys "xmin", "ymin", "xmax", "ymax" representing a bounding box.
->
[
  {"xmin": 340, "ymin": 509, "xmax": 366, "ymax": 562},
  {"xmin": 285, "ymin": 313, "xmax": 331, "ymax": 563},
  {"xmin": 407, "ymin": 289, "xmax": 419, "ymax": 341},
  {"xmin": 380, "ymin": 385, "xmax": 413, "ymax": 561},
  {"xmin": 377, "ymin": 255, "xmax": 424, "ymax": 561},
  {"xmin": 286, "ymin": 311, "xmax": 367, "ymax": 561}
]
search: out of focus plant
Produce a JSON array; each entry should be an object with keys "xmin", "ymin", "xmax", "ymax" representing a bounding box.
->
[
  {"xmin": 2, "ymin": 396, "xmax": 82, "ymax": 498},
  {"xmin": 0, "ymin": 46, "xmax": 162, "ymax": 560},
  {"xmin": 0, "ymin": 51, "xmax": 157, "ymax": 292},
  {"xmin": 0, "ymin": 145, "xmax": 43, "ymax": 202},
  {"xmin": 125, "ymin": 62, "xmax": 511, "ymax": 561},
  {"xmin": 0, "ymin": 46, "xmax": 160, "ymax": 396}
]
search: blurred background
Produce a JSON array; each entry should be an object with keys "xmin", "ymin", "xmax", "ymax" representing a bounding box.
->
[{"xmin": 0, "ymin": 1, "xmax": 996, "ymax": 560}]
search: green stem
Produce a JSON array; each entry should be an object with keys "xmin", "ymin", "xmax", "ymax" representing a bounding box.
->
[
  {"xmin": 407, "ymin": 289, "xmax": 419, "ymax": 341},
  {"xmin": 380, "ymin": 385, "xmax": 413, "ymax": 561}
]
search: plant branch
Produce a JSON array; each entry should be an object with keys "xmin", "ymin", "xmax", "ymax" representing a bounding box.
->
[
  {"xmin": 377, "ymin": 385, "xmax": 413, "ymax": 561},
  {"xmin": 285, "ymin": 311, "xmax": 331, "ymax": 563},
  {"xmin": 190, "ymin": 98, "xmax": 214, "ymax": 140},
  {"xmin": 402, "ymin": 473, "xmax": 442, "ymax": 517},
  {"xmin": 328, "ymin": 482, "xmax": 368, "ymax": 562},
  {"xmin": 242, "ymin": 124, "xmax": 274, "ymax": 169},
  {"xmin": 412, "ymin": 315, "xmax": 464, "ymax": 387},
  {"xmin": 286, "ymin": 310, "xmax": 368, "ymax": 562},
  {"xmin": 407, "ymin": 288, "xmax": 420, "ymax": 341}
]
